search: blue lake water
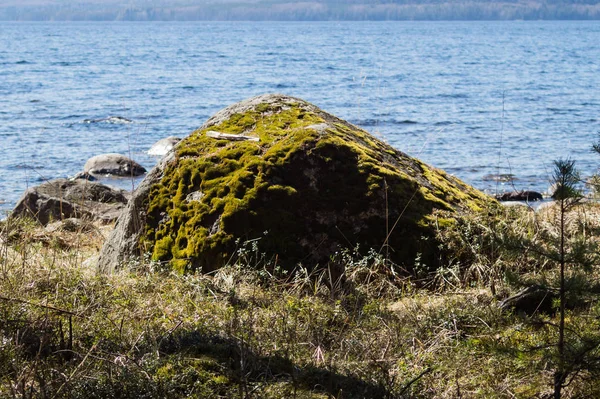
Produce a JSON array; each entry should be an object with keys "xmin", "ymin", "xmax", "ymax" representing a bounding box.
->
[{"xmin": 1, "ymin": 21, "xmax": 599, "ymax": 213}]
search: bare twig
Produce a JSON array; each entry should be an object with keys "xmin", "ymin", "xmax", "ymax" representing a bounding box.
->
[
  {"xmin": 0, "ymin": 294, "xmax": 80, "ymax": 317},
  {"xmin": 398, "ymin": 367, "xmax": 432, "ymax": 395}
]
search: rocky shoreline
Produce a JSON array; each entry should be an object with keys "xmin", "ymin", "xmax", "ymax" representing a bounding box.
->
[{"xmin": 6, "ymin": 95, "xmax": 570, "ymax": 272}]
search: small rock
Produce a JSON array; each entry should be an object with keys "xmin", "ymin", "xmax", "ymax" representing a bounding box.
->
[
  {"xmin": 499, "ymin": 285, "xmax": 556, "ymax": 315},
  {"xmin": 495, "ymin": 190, "xmax": 543, "ymax": 202},
  {"xmin": 11, "ymin": 178, "xmax": 129, "ymax": 225},
  {"xmin": 84, "ymin": 154, "xmax": 146, "ymax": 177},
  {"xmin": 148, "ymin": 136, "xmax": 181, "ymax": 156},
  {"xmin": 71, "ymin": 171, "xmax": 97, "ymax": 181}
]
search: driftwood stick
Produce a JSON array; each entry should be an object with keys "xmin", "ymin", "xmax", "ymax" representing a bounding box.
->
[{"xmin": 206, "ymin": 130, "xmax": 259, "ymax": 142}]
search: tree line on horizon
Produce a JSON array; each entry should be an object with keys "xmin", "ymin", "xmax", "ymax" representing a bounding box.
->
[{"xmin": 2, "ymin": 0, "xmax": 600, "ymax": 21}]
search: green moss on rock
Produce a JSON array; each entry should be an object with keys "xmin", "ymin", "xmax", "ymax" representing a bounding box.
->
[{"xmin": 134, "ymin": 94, "xmax": 493, "ymax": 273}]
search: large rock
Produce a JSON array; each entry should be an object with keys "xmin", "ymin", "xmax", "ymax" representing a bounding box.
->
[
  {"xmin": 12, "ymin": 179, "xmax": 129, "ymax": 225},
  {"xmin": 84, "ymin": 153, "xmax": 146, "ymax": 177},
  {"xmin": 99, "ymin": 94, "xmax": 492, "ymax": 274}
]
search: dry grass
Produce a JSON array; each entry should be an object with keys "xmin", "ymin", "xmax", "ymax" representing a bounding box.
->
[{"xmin": 2, "ymin": 204, "xmax": 600, "ymax": 398}]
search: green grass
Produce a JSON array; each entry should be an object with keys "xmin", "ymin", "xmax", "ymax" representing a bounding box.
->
[{"xmin": 2, "ymin": 202, "xmax": 600, "ymax": 398}]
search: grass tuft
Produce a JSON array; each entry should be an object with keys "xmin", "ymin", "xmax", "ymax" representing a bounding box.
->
[{"xmin": 3, "ymin": 203, "xmax": 600, "ymax": 397}]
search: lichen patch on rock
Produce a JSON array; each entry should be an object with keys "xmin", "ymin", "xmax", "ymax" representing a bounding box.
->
[{"xmin": 99, "ymin": 94, "xmax": 493, "ymax": 274}]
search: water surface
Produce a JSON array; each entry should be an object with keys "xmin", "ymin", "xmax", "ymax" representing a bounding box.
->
[{"xmin": 1, "ymin": 21, "xmax": 599, "ymax": 212}]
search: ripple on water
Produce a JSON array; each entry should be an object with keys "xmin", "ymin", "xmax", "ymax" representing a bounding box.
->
[{"xmin": 1, "ymin": 21, "xmax": 600, "ymax": 212}]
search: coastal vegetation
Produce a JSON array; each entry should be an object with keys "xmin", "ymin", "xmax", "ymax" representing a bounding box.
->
[{"xmin": 3, "ymin": 195, "xmax": 600, "ymax": 397}]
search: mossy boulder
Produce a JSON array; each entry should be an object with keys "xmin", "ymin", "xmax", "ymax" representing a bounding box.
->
[{"xmin": 99, "ymin": 94, "xmax": 492, "ymax": 274}]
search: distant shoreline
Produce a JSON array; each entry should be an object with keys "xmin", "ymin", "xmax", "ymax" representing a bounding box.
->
[
  {"xmin": 2, "ymin": 1, "xmax": 600, "ymax": 22},
  {"xmin": 2, "ymin": 19, "xmax": 600, "ymax": 22}
]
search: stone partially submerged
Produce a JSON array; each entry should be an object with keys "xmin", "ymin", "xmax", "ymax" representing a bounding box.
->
[
  {"xmin": 84, "ymin": 153, "xmax": 146, "ymax": 177},
  {"xmin": 148, "ymin": 136, "xmax": 181, "ymax": 156},
  {"xmin": 99, "ymin": 94, "xmax": 492, "ymax": 274}
]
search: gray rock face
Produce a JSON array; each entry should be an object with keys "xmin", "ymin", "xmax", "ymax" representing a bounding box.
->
[
  {"xmin": 84, "ymin": 153, "xmax": 146, "ymax": 177},
  {"xmin": 98, "ymin": 152, "xmax": 175, "ymax": 272},
  {"xmin": 11, "ymin": 179, "xmax": 130, "ymax": 225},
  {"xmin": 147, "ymin": 136, "xmax": 181, "ymax": 156}
]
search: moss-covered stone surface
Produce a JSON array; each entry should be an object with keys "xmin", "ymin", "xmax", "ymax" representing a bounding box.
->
[{"xmin": 100, "ymin": 94, "xmax": 493, "ymax": 273}]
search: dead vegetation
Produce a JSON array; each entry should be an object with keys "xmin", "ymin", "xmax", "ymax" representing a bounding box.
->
[{"xmin": 2, "ymin": 202, "xmax": 600, "ymax": 398}]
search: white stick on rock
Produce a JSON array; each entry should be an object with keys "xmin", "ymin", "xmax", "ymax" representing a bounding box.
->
[{"xmin": 206, "ymin": 131, "xmax": 259, "ymax": 142}]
